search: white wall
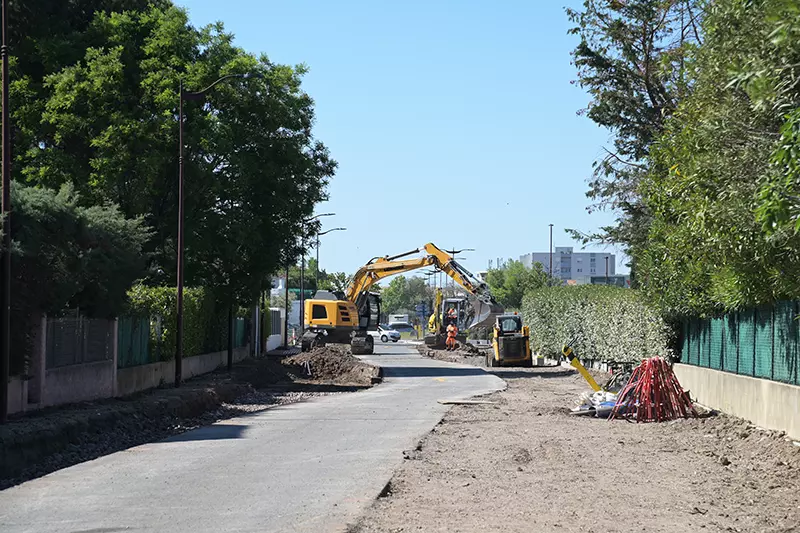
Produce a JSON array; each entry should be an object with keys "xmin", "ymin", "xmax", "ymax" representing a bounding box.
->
[{"xmin": 674, "ymin": 363, "xmax": 800, "ymax": 440}]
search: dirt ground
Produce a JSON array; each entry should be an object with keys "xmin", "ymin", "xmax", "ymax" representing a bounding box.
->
[
  {"xmin": 352, "ymin": 365, "xmax": 800, "ymax": 533},
  {"xmin": 284, "ymin": 344, "xmax": 382, "ymax": 385}
]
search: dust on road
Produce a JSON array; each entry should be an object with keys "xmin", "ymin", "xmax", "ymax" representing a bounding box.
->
[{"xmin": 352, "ymin": 366, "xmax": 800, "ymax": 533}]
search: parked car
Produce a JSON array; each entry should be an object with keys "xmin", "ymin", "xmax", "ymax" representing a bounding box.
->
[
  {"xmin": 388, "ymin": 322, "xmax": 417, "ymax": 338},
  {"xmin": 370, "ymin": 324, "xmax": 401, "ymax": 343}
]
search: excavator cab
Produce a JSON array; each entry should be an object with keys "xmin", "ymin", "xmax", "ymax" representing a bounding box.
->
[
  {"xmin": 301, "ymin": 290, "xmax": 380, "ymax": 354},
  {"xmin": 487, "ymin": 313, "xmax": 532, "ymax": 367}
]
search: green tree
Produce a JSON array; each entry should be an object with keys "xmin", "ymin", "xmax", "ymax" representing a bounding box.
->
[
  {"xmin": 10, "ymin": 183, "xmax": 150, "ymax": 372},
  {"xmin": 13, "ymin": 3, "xmax": 334, "ymax": 308},
  {"xmin": 381, "ymin": 276, "xmax": 431, "ymax": 315},
  {"xmin": 566, "ymin": 0, "xmax": 700, "ymax": 272},
  {"xmin": 485, "ymin": 260, "xmax": 547, "ymax": 310},
  {"xmin": 322, "ymin": 272, "xmax": 352, "ymax": 292},
  {"xmin": 637, "ymin": 0, "xmax": 800, "ymax": 316}
]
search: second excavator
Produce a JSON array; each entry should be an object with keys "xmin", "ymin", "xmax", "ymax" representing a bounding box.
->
[{"xmin": 300, "ymin": 243, "xmax": 503, "ymax": 355}]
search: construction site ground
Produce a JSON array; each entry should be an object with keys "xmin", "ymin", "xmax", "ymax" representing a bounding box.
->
[{"xmin": 353, "ymin": 361, "xmax": 800, "ymax": 533}]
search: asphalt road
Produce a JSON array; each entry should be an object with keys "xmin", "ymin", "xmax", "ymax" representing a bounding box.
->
[{"xmin": 0, "ymin": 343, "xmax": 505, "ymax": 533}]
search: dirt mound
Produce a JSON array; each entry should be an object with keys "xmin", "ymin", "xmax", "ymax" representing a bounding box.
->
[{"xmin": 284, "ymin": 345, "xmax": 381, "ymax": 386}]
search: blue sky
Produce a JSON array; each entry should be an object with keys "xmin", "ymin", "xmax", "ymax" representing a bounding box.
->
[{"xmin": 178, "ymin": 0, "xmax": 627, "ymax": 276}]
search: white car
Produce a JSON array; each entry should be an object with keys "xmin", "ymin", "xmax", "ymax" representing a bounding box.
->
[{"xmin": 371, "ymin": 324, "xmax": 401, "ymax": 343}]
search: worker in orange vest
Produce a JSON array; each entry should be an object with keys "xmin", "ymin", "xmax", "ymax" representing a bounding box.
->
[{"xmin": 446, "ymin": 322, "xmax": 458, "ymax": 351}]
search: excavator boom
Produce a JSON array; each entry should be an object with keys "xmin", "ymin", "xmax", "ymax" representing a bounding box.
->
[{"xmin": 344, "ymin": 243, "xmax": 503, "ymax": 329}]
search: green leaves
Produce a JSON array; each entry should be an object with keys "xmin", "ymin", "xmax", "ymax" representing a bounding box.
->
[
  {"xmin": 485, "ymin": 260, "xmax": 547, "ymax": 310},
  {"xmin": 522, "ymin": 286, "xmax": 673, "ymax": 363},
  {"xmin": 638, "ymin": 0, "xmax": 800, "ymax": 316},
  {"xmin": 381, "ymin": 276, "xmax": 431, "ymax": 316},
  {"xmin": 9, "ymin": 183, "xmax": 151, "ymax": 373},
  {"xmin": 13, "ymin": 1, "xmax": 335, "ymax": 308},
  {"xmin": 568, "ymin": 0, "xmax": 700, "ymax": 263}
]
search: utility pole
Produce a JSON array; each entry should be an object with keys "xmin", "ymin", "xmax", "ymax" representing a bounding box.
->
[
  {"xmin": 175, "ymin": 72, "xmax": 261, "ymax": 387},
  {"xmin": 548, "ymin": 224, "xmax": 554, "ymax": 284},
  {"xmin": 605, "ymin": 256, "xmax": 609, "ymax": 285},
  {"xmin": 0, "ymin": 0, "xmax": 10, "ymax": 424},
  {"xmin": 283, "ymin": 262, "xmax": 289, "ymax": 347},
  {"xmin": 300, "ymin": 242, "xmax": 304, "ymax": 336}
]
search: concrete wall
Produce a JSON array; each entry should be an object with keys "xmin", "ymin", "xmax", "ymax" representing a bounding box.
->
[
  {"xmin": 116, "ymin": 346, "xmax": 249, "ymax": 398},
  {"xmin": 673, "ymin": 363, "xmax": 800, "ymax": 440},
  {"xmin": 7, "ymin": 377, "xmax": 28, "ymax": 415},
  {"xmin": 43, "ymin": 360, "xmax": 116, "ymax": 407}
]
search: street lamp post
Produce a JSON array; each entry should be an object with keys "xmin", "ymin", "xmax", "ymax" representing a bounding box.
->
[
  {"xmin": 300, "ymin": 213, "xmax": 334, "ymax": 338},
  {"xmin": 175, "ymin": 72, "xmax": 261, "ymax": 387},
  {"xmin": 0, "ymin": 0, "xmax": 10, "ymax": 424},
  {"xmin": 549, "ymin": 223, "xmax": 554, "ymax": 284},
  {"xmin": 605, "ymin": 256, "xmax": 610, "ymax": 285},
  {"xmin": 315, "ymin": 227, "xmax": 346, "ymax": 289}
]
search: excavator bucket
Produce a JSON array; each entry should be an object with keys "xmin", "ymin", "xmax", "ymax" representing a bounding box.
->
[{"xmin": 466, "ymin": 297, "xmax": 504, "ymax": 330}]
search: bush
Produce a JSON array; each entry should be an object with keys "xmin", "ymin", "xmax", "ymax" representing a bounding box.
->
[
  {"xmin": 126, "ymin": 285, "xmax": 230, "ymax": 360},
  {"xmin": 9, "ymin": 183, "xmax": 150, "ymax": 374},
  {"xmin": 521, "ymin": 286, "xmax": 674, "ymax": 364}
]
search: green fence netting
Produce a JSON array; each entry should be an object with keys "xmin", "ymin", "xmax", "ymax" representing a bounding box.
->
[
  {"xmin": 117, "ymin": 316, "xmax": 151, "ymax": 368},
  {"xmin": 681, "ymin": 301, "xmax": 800, "ymax": 386}
]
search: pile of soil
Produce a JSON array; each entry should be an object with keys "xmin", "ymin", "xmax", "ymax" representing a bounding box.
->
[
  {"xmin": 284, "ymin": 345, "xmax": 382, "ymax": 386},
  {"xmin": 353, "ymin": 365, "xmax": 800, "ymax": 533}
]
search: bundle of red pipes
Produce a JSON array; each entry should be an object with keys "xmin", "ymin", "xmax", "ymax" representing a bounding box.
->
[{"xmin": 610, "ymin": 357, "xmax": 698, "ymax": 422}]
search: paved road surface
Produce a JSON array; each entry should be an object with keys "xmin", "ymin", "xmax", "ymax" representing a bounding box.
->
[{"xmin": 0, "ymin": 343, "xmax": 504, "ymax": 533}]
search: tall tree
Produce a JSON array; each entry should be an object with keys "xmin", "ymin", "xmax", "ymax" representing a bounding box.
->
[
  {"xmin": 11, "ymin": 3, "xmax": 334, "ymax": 307},
  {"xmin": 485, "ymin": 260, "xmax": 547, "ymax": 310},
  {"xmin": 381, "ymin": 276, "xmax": 431, "ymax": 315},
  {"xmin": 638, "ymin": 0, "xmax": 800, "ymax": 316},
  {"xmin": 566, "ymin": 0, "xmax": 700, "ymax": 271}
]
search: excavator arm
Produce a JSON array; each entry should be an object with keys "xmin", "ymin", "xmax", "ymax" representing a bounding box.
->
[{"xmin": 344, "ymin": 243, "xmax": 503, "ymax": 329}]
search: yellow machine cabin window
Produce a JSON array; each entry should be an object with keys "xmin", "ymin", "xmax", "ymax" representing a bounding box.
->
[{"xmin": 312, "ymin": 305, "xmax": 328, "ymax": 320}]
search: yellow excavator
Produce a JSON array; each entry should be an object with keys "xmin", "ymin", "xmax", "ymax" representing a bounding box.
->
[{"xmin": 301, "ymin": 243, "xmax": 503, "ymax": 355}]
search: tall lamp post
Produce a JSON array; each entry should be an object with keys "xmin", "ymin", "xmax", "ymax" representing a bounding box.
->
[
  {"xmin": 300, "ymin": 213, "xmax": 334, "ymax": 337},
  {"xmin": 175, "ymin": 72, "xmax": 261, "ymax": 387},
  {"xmin": 444, "ymin": 248, "xmax": 474, "ymax": 291},
  {"xmin": 0, "ymin": 0, "xmax": 10, "ymax": 424},
  {"xmin": 548, "ymin": 223, "xmax": 554, "ymax": 284},
  {"xmin": 315, "ymin": 227, "xmax": 346, "ymax": 289}
]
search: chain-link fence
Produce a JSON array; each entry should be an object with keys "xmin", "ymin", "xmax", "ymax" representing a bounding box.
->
[{"xmin": 681, "ymin": 301, "xmax": 800, "ymax": 385}]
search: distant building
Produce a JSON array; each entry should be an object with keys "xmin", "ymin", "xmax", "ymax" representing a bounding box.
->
[
  {"xmin": 589, "ymin": 274, "xmax": 631, "ymax": 288},
  {"xmin": 519, "ymin": 247, "xmax": 616, "ymax": 284}
]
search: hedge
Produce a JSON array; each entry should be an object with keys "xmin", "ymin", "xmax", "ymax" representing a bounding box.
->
[
  {"xmin": 521, "ymin": 285, "xmax": 673, "ymax": 364},
  {"xmin": 126, "ymin": 285, "xmax": 231, "ymax": 360}
]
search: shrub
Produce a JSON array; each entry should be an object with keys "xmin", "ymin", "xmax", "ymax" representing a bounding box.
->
[
  {"xmin": 521, "ymin": 286, "xmax": 673, "ymax": 364},
  {"xmin": 126, "ymin": 285, "xmax": 229, "ymax": 360},
  {"xmin": 9, "ymin": 183, "xmax": 150, "ymax": 374}
]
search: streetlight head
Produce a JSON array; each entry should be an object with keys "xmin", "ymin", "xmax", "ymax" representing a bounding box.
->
[{"xmin": 240, "ymin": 72, "xmax": 264, "ymax": 79}]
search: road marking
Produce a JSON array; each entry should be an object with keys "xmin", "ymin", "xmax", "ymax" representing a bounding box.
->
[{"xmin": 434, "ymin": 378, "xmax": 447, "ymax": 382}]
